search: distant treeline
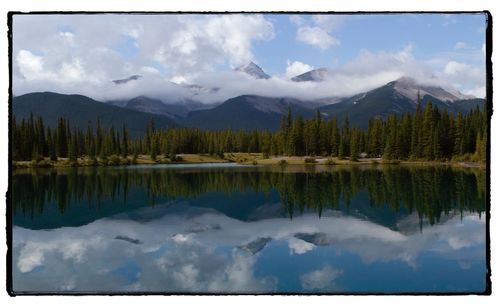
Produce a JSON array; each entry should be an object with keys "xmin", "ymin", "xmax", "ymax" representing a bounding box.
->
[{"xmin": 12, "ymin": 101, "xmax": 487, "ymax": 163}]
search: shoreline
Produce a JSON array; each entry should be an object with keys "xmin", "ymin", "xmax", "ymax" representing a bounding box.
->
[{"xmin": 12, "ymin": 153, "xmax": 485, "ymax": 170}]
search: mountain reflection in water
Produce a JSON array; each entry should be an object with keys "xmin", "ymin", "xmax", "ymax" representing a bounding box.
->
[{"xmin": 11, "ymin": 165, "xmax": 487, "ymax": 293}]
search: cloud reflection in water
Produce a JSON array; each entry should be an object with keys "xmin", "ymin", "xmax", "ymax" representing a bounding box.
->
[{"xmin": 12, "ymin": 204, "xmax": 485, "ymax": 293}]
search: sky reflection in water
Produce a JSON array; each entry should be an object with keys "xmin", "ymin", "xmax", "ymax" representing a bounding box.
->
[{"xmin": 11, "ymin": 165, "xmax": 487, "ymax": 293}]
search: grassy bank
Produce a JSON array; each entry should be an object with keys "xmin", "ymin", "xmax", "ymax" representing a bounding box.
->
[
  {"xmin": 13, "ymin": 153, "xmax": 229, "ymax": 169},
  {"xmin": 235, "ymin": 155, "xmax": 484, "ymax": 168},
  {"xmin": 13, "ymin": 153, "xmax": 485, "ymax": 169}
]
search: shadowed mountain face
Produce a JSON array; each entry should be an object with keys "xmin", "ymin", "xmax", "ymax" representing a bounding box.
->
[
  {"xmin": 12, "ymin": 92, "xmax": 177, "ymax": 138},
  {"xmin": 124, "ymin": 96, "xmax": 189, "ymax": 120},
  {"xmin": 184, "ymin": 95, "xmax": 317, "ymax": 131},
  {"xmin": 319, "ymin": 78, "xmax": 484, "ymax": 128},
  {"xmin": 107, "ymin": 95, "xmax": 215, "ymax": 120}
]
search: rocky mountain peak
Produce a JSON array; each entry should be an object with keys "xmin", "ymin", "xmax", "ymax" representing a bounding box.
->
[{"xmin": 235, "ymin": 61, "xmax": 271, "ymax": 79}]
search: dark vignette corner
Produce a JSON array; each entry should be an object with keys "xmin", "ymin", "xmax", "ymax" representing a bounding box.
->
[
  {"xmin": 484, "ymin": 9, "xmax": 492, "ymax": 296},
  {"xmin": 6, "ymin": 11, "xmax": 15, "ymax": 297}
]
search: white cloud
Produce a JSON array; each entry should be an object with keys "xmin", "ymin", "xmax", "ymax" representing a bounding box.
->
[
  {"xmin": 12, "ymin": 14, "xmax": 275, "ymax": 99},
  {"xmin": 16, "ymin": 49, "xmax": 88, "ymax": 84},
  {"xmin": 59, "ymin": 58, "xmax": 85, "ymax": 81},
  {"xmin": 292, "ymin": 15, "xmax": 343, "ymax": 50},
  {"xmin": 296, "ymin": 26, "xmax": 339, "ymax": 50},
  {"xmin": 444, "ymin": 61, "xmax": 469, "ymax": 75},
  {"xmin": 143, "ymin": 14, "xmax": 275, "ymax": 76},
  {"xmin": 285, "ymin": 60, "xmax": 314, "ymax": 78},
  {"xmin": 17, "ymin": 243, "xmax": 45, "ymax": 273},
  {"xmin": 59, "ymin": 31, "xmax": 75, "ymax": 45},
  {"xmin": 288, "ymin": 238, "xmax": 315, "ymax": 255},
  {"xmin": 300, "ymin": 265, "xmax": 343, "ymax": 290},
  {"xmin": 203, "ymin": 15, "xmax": 275, "ymax": 67},
  {"xmin": 172, "ymin": 233, "xmax": 192, "ymax": 243},
  {"xmin": 16, "ymin": 50, "xmax": 45, "ymax": 80},
  {"xmin": 440, "ymin": 61, "xmax": 484, "ymax": 95},
  {"xmin": 123, "ymin": 24, "xmax": 143, "ymax": 40},
  {"xmin": 448, "ymin": 236, "xmax": 473, "ymax": 250},
  {"xmin": 170, "ymin": 75, "xmax": 189, "ymax": 84},
  {"xmin": 465, "ymin": 86, "xmax": 486, "ymax": 98},
  {"xmin": 16, "ymin": 237, "xmax": 97, "ymax": 274},
  {"xmin": 172, "ymin": 264, "xmax": 200, "ymax": 289}
]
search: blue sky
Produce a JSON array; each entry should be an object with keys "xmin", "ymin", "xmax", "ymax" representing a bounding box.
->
[
  {"xmin": 250, "ymin": 14, "xmax": 486, "ymax": 76},
  {"xmin": 12, "ymin": 13, "xmax": 487, "ymax": 102}
]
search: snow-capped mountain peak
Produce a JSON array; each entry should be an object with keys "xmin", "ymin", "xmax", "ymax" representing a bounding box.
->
[
  {"xmin": 393, "ymin": 77, "xmax": 476, "ymax": 102},
  {"xmin": 235, "ymin": 61, "xmax": 271, "ymax": 79},
  {"xmin": 291, "ymin": 68, "xmax": 330, "ymax": 82}
]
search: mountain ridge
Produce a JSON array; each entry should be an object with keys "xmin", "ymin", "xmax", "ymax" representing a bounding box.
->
[
  {"xmin": 319, "ymin": 78, "xmax": 483, "ymax": 128},
  {"xmin": 184, "ymin": 95, "xmax": 316, "ymax": 131},
  {"xmin": 12, "ymin": 92, "xmax": 177, "ymax": 138},
  {"xmin": 13, "ymin": 77, "xmax": 483, "ymax": 133}
]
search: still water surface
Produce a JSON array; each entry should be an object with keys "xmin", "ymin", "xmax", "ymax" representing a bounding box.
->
[{"xmin": 11, "ymin": 164, "xmax": 487, "ymax": 293}]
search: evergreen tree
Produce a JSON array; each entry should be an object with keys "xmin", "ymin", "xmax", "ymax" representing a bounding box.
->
[
  {"xmin": 339, "ymin": 114, "xmax": 350, "ymax": 158},
  {"xmin": 47, "ymin": 128, "xmax": 57, "ymax": 161},
  {"xmin": 349, "ymin": 129, "xmax": 359, "ymax": 161},
  {"xmin": 421, "ymin": 103, "xmax": 435, "ymax": 159},
  {"xmin": 330, "ymin": 119, "xmax": 340, "ymax": 157},
  {"xmin": 150, "ymin": 133, "xmax": 159, "ymax": 161},
  {"xmin": 68, "ymin": 129, "xmax": 78, "ymax": 162},
  {"xmin": 454, "ymin": 113, "xmax": 465, "ymax": 156},
  {"xmin": 383, "ymin": 114, "xmax": 399, "ymax": 160},
  {"xmin": 36, "ymin": 117, "xmax": 47, "ymax": 157},
  {"xmin": 410, "ymin": 93, "xmax": 423, "ymax": 159},
  {"xmin": 56, "ymin": 117, "xmax": 68, "ymax": 158},
  {"xmin": 289, "ymin": 115, "xmax": 305, "ymax": 156},
  {"xmin": 122, "ymin": 124, "xmax": 129, "ymax": 158},
  {"xmin": 95, "ymin": 117, "xmax": 103, "ymax": 157}
]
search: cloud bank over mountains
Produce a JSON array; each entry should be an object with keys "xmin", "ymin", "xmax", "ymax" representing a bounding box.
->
[{"xmin": 12, "ymin": 14, "xmax": 486, "ymax": 104}]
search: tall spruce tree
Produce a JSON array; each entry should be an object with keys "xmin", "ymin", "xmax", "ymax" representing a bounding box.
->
[{"xmin": 122, "ymin": 124, "xmax": 129, "ymax": 158}]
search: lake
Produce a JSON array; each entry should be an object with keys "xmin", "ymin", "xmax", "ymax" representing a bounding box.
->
[{"xmin": 10, "ymin": 164, "xmax": 488, "ymax": 294}]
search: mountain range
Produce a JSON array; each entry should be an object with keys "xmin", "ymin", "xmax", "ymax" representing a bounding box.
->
[
  {"xmin": 12, "ymin": 62, "xmax": 484, "ymax": 133},
  {"xmin": 319, "ymin": 77, "xmax": 482, "ymax": 128},
  {"xmin": 183, "ymin": 95, "xmax": 321, "ymax": 130},
  {"xmin": 12, "ymin": 92, "xmax": 177, "ymax": 138}
]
